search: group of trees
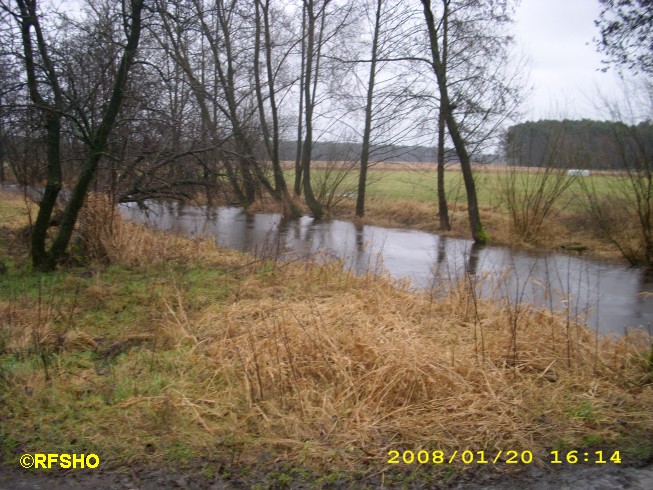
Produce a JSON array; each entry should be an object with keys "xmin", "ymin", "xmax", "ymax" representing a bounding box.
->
[
  {"xmin": 505, "ymin": 119, "xmax": 653, "ymax": 169},
  {"xmin": 5, "ymin": 0, "xmax": 651, "ymax": 270},
  {"xmin": 0, "ymin": 0, "xmax": 651, "ymax": 269},
  {"xmin": 0, "ymin": 0, "xmax": 524, "ymax": 270}
]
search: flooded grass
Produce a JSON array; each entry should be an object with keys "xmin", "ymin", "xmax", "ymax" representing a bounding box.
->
[{"xmin": 1, "ymin": 191, "xmax": 652, "ymax": 480}]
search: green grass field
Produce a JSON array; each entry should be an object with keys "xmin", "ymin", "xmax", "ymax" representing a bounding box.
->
[{"xmin": 287, "ymin": 165, "xmax": 623, "ymax": 208}]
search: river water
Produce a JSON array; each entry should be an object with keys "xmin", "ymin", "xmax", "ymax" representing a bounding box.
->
[{"xmin": 121, "ymin": 201, "xmax": 653, "ymax": 337}]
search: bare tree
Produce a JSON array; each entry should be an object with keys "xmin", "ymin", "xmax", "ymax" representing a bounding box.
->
[
  {"xmin": 355, "ymin": 0, "xmax": 383, "ymax": 218},
  {"xmin": 253, "ymin": 0, "xmax": 302, "ymax": 218},
  {"xmin": 435, "ymin": 0, "xmax": 451, "ymax": 230},
  {"xmin": 353, "ymin": 0, "xmax": 424, "ymax": 218},
  {"xmin": 299, "ymin": 0, "xmax": 327, "ymax": 218},
  {"xmin": 420, "ymin": 0, "xmax": 484, "ymax": 242},
  {"xmin": 293, "ymin": 0, "xmax": 307, "ymax": 197},
  {"xmin": 299, "ymin": 0, "xmax": 357, "ymax": 219},
  {"xmin": 595, "ymin": 0, "xmax": 653, "ymax": 76},
  {"xmin": 419, "ymin": 0, "xmax": 522, "ymax": 242},
  {"xmin": 1, "ymin": 0, "xmax": 145, "ymax": 270}
]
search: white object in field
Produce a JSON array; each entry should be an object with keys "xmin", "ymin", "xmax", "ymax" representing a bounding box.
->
[{"xmin": 567, "ymin": 169, "xmax": 590, "ymax": 177}]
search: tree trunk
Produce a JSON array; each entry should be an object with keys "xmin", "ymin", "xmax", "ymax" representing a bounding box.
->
[
  {"xmin": 437, "ymin": 102, "xmax": 451, "ymax": 230},
  {"xmin": 421, "ymin": 0, "xmax": 486, "ymax": 243},
  {"xmin": 356, "ymin": 0, "xmax": 382, "ymax": 218},
  {"xmin": 294, "ymin": 1, "xmax": 307, "ymax": 197},
  {"xmin": 442, "ymin": 95, "xmax": 485, "ymax": 243},
  {"xmin": 301, "ymin": 0, "xmax": 324, "ymax": 219},
  {"xmin": 31, "ymin": 115, "xmax": 63, "ymax": 270},
  {"xmin": 16, "ymin": 0, "xmax": 65, "ymax": 270},
  {"xmin": 436, "ymin": 0, "xmax": 450, "ymax": 231}
]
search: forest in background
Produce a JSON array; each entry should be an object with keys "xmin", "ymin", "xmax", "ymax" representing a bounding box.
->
[{"xmin": 505, "ymin": 119, "xmax": 653, "ymax": 169}]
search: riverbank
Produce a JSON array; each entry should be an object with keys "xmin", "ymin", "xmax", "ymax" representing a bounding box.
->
[
  {"xmin": 245, "ymin": 194, "xmax": 625, "ymax": 267},
  {"xmin": 332, "ymin": 197, "xmax": 611, "ymax": 257},
  {"xmin": 257, "ymin": 164, "xmax": 632, "ymax": 264},
  {"xmin": 1, "ymin": 191, "xmax": 653, "ymax": 487}
]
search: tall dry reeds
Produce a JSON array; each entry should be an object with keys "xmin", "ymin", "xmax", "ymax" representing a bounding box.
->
[
  {"xmin": 76, "ymin": 194, "xmax": 233, "ymax": 266},
  {"xmin": 149, "ymin": 260, "xmax": 653, "ymax": 468}
]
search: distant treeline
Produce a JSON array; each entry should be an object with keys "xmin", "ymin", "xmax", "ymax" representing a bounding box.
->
[
  {"xmin": 274, "ymin": 141, "xmax": 508, "ymax": 164},
  {"xmin": 275, "ymin": 141, "xmax": 447, "ymax": 163},
  {"xmin": 505, "ymin": 119, "xmax": 653, "ymax": 169}
]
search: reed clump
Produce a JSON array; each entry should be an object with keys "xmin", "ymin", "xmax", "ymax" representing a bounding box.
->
[
  {"xmin": 172, "ymin": 265, "xmax": 653, "ymax": 468},
  {"xmin": 76, "ymin": 193, "xmax": 244, "ymax": 267}
]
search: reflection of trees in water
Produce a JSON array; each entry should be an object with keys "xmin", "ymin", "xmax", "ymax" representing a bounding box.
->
[
  {"xmin": 432, "ymin": 236, "xmax": 478, "ymax": 282},
  {"xmin": 122, "ymin": 203, "xmax": 653, "ymax": 335},
  {"xmin": 258, "ymin": 215, "xmax": 290, "ymax": 260},
  {"xmin": 435, "ymin": 237, "xmax": 447, "ymax": 265},
  {"xmin": 351, "ymin": 222, "xmax": 377, "ymax": 276},
  {"xmin": 355, "ymin": 222, "xmax": 365, "ymax": 254},
  {"xmin": 637, "ymin": 270, "xmax": 653, "ymax": 336},
  {"xmin": 277, "ymin": 218, "xmax": 317, "ymax": 261},
  {"xmin": 465, "ymin": 242, "xmax": 483, "ymax": 276}
]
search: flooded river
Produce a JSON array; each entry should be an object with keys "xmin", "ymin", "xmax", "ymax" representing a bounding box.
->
[{"xmin": 121, "ymin": 201, "xmax": 653, "ymax": 337}]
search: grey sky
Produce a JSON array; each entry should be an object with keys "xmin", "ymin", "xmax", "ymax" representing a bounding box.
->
[{"xmin": 514, "ymin": 0, "xmax": 624, "ymax": 121}]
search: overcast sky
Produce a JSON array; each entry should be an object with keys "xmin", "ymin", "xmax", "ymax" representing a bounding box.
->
[{"xmin": 513, "ymin": 0, "xmax": 625, "ymax": 122}]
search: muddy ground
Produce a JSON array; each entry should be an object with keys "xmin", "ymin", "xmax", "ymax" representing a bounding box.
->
[{"xmin": 2, "ymin": 460, "xmax": 653, "ymax": 489}]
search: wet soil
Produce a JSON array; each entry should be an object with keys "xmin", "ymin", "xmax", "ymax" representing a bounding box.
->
[{"xmin": 2, "ymin": 460, "xmax": 653, "ymax": 489}]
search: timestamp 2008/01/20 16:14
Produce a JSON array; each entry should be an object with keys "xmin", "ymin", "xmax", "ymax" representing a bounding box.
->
[{"xmin": 386, "ymin": 449, "xmax": 622, "ymax": 465}]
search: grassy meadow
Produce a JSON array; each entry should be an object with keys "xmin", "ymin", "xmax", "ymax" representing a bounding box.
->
[
  {"xmin": 288, "ymin": 164, "xmax": 618, "ymax": 205},
  {"xmin": 1, "ymin": 190, "xmax": 653, "ymax": 486}
]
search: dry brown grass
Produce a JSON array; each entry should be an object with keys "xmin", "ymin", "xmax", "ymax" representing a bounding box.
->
[
  {"xmin": 66, "ymin": 259, "xmax": 650, "ymax": 471},
  {"xmin": 77, "ymin": 194, "xmax": 245, "ymax": 267},
  {"xmin": 185, "ymin": 269, "xmax": 651, "ymax": 467},
  {"xmin": 2, "ymin": 191, "xmax": 652, "ymax": 473},
  {"xmin": 8, "ymin": 257, "xmax": 650, "ymax": 470},
  {"xmin": 355, "ymin": 199, "xmax": 440, "ymax": 229}
]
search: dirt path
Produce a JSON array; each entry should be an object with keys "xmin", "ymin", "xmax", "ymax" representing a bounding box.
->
[
  {"xmin": 2, "ymin": 463, "xmax": 653, "ymax": 489},
  {"xmin": 453, "ymin": 463, "xmax": 653, "ymax": 489}
]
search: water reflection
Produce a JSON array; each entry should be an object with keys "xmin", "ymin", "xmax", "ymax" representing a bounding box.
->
[{"xmin": 121, "ymin": 201, "xmax": 653, "ymax": 336}]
